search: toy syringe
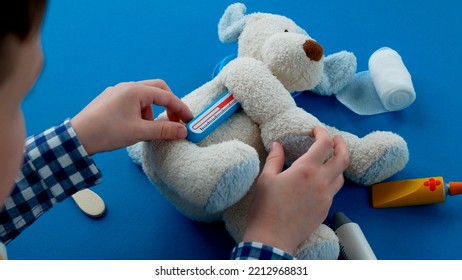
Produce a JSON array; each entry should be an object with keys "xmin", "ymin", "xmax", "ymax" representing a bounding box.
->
[{"xmin": 372, "ymin": 176, "xmax": 462, "ymax": 208}]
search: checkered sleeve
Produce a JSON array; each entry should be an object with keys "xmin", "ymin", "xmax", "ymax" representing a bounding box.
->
[
  {"xmin": 0, "ymin": 119, "xmax": 102, "ymax": 244},
  {"xmin": 230, "ymin": 242, "xmax": 296, "ymax": 260}
]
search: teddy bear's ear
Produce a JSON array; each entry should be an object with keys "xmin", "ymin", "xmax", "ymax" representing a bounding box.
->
[{"xmin": 218, "ymin": 3, "xmax": 248, "ymax": 43}]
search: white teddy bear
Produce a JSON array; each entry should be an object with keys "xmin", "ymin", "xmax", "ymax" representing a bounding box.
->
[{"xmin": 128, "ymin": 3, "xmax": 409, "ymax": 259}]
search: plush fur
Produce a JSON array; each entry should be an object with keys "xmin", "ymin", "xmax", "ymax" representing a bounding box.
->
[{"xmin": 127, "ymin": 3, "xmax": 409, "ymax": 259}]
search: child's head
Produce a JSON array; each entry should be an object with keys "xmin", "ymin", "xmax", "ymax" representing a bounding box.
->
[
  {"xmin": 0, "ymin": 0, "xmax": 47, "ymax": 207},
  {"xmin": 0, "ymin": 1, "xmax": 47, "ymax": 83}
]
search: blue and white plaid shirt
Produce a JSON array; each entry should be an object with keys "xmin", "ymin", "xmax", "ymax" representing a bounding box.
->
[
  {"xmin": 231, "ymin": 242, "xmax": 295, "ymax": 260},
  {"xmin": 0, "ymin": 119, "xmax": 102, "ymax": 245}
]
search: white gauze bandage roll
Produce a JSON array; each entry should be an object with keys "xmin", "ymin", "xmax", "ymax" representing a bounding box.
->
[{"xmin": 369, "ymin": 47, "xmax": 416, "ymax": 111}]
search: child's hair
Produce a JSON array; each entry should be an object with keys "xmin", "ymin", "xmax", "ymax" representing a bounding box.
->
[
  {"xmin": 0, "ymin": 0, "xmax": 48, "ymax": 41},
  {"xmin": 0, "ymin": 0, "xmax": 47, "ymax": 85}
]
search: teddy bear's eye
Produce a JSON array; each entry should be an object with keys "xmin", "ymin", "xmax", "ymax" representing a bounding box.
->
[{"xmin": 284, "ymin": 29, "xmax": 289, "ymax": 32}]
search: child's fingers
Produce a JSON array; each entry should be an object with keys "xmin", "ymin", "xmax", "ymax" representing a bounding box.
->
[
  {"xmin": 323, "ymin": 135, "xmax": 349, "ymax": 174},
  {"xmin": 137, "ymin": 79, "xmax": 172, "ymax": 92},
  {"xmin": 139, "ymin": 120, "xmax": 188, "ymax": 140},
  {"xmin": 261, "ymin": 142, "xmax": 286, "ymax": 176},
  {"xmin": 294, "ymin": 126, "xmax": 333, "ymax": 166},
  {"xmin": 134, "ymin": 83, "xmax": 193, "ymax": 123}
]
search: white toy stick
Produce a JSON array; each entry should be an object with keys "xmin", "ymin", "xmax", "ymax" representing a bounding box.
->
[
  {"xmin": 0, "ymin": 242, "xmax": 7, "ymax": 260},
  {"xmin": 71, "ymin": 189, "xmax": 106, "ymax": 218}
]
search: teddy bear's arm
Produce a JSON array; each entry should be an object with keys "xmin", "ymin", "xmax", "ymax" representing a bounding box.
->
[
  {"xmin": 312, "ymin": 51, "xmax": 357, "ymax": 96},
  {"xmin": 219, "ymin": 57, "xmax": 297, "ymax": 125},
  {"xmin": 180, "ymin": 75, "xmax": 228, "ymax": 117}
]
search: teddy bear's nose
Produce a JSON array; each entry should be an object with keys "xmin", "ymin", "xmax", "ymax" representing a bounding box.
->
[{"xmin": 303, "ymin": 40, "xmax": 323, "ymax": 62}]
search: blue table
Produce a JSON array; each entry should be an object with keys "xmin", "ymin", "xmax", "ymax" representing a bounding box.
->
[{"xmin": 8, "ymin": 0, "xmax": 462, "ymax": 259}]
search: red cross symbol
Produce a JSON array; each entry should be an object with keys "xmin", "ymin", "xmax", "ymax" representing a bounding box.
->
[{"xmin": 424, "ymin": 178, "xmax": 441, "ymax": 191}]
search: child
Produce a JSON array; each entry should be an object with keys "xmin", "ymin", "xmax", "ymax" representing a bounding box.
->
[{"xmin": 0, "ymin": 0, "xmax": 348, "ymax": 260}]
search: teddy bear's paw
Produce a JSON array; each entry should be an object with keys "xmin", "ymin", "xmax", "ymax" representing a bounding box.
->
[
  {"xmin": 278, "ymin": 134, "xmax": 315, "ymax": 166},
  {"xmin": 313, "ymin": 51, "xmax": 357, "ymax": 96},
  {"xmin": 204, "ymin": 151, "xmax": 260, "ymax": 213},
  {"xmin": 346, "ymin": 131, "xmax": 409, "ymax": 185},
  {"xmin": 294, "ymin": 224, "xmax": 340, "ymax": 260}
]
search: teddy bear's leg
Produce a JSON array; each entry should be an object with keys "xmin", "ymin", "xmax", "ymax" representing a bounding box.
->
[
  {"xmin": 142, "ymin": 139, "xmax": 260, "ymax": 213},
  {"xmin": 312, "ymin": 51, "xmax": 357, "ymax": 96},
  {"xmin": 294, "ymin": 225, "xmax": 340, "ymax": 260},
  {"xmin": 222, "ymin": 189, "xmax": 254, "ymax": 243},
  {"xmin": 323, "ymin": 127, "xmax": 409, "ymax": 185}
]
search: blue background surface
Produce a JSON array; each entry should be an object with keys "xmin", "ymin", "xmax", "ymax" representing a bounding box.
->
[{"xmin": 7, "ymin": 0, "xmax": 462, "ymax": 259}]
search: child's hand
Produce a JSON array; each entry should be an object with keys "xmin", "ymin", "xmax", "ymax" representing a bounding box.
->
[
  {"xmin": 71, "ymin": 79, "xmax": 193, "ymax": 155},
  {"xmin": 243, "ymin": 126, "xmax": 349, "ymax": 254}
]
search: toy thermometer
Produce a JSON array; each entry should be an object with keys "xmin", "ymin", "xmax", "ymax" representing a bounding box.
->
[
  {"xmin": 372, "ymin": 176, "xmax": 462, "ymax": 208},
  {"xmin": 186, "ymin": 91, "xmax": 240, "ymax": 143}
]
